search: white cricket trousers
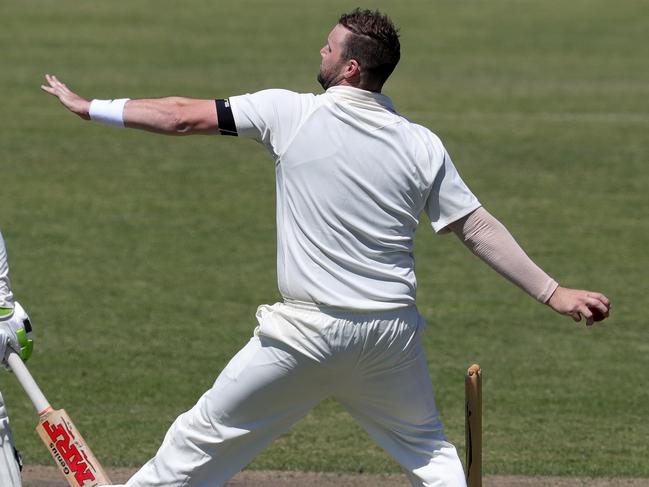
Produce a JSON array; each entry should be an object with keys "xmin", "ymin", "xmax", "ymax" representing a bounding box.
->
[{"xmin": 124, "ymin": 302, "xmax": 466, "ymax": 487}]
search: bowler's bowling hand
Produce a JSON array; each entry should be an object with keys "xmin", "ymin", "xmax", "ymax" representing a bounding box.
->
[
  {"xmin": 546, "ymin": 286, "xmax": 611, "ymax": 327},
  {"xmin": 0, "ymin": 302, "xmax": 34, "ymax": 367},
  {"xmin": 41, "ymin": 74, "xmax": 91, "ymax": 119}
]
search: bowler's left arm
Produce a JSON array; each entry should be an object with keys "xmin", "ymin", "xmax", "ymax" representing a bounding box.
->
[{"xmin": 41, "ymin": 74, "xmax": 222, "ymax": 136}]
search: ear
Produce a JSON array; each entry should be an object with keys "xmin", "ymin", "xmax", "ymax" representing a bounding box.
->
[{"xmin": 343, "ymin": 59, "xmax": 361, "ymax": 80}]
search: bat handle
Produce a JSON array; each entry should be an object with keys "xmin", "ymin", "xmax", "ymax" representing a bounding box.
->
[{"xmin": 7, "ymin": 351, "xmax": 52, "ymax": 415}]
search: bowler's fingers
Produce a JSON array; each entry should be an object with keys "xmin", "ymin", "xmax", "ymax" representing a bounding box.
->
[
  {"xmin": 40, "ymin": 74, "xmax": 72, "ymax": 97},
  {"xmin": 579, "ymin": 296, "xmax": 611, "ymax": 327},
  {"xmin": 41, "ymin": 74, "xmax": 91, "ymax": 119},
  {"xmin": 41, "ymin": 74, "xmax": 61, "ymax": 96},
  {"xmin": 581, "ymin": 306, "xmax": 594, "ymax": 327},
  {"xmin": 591, "ymin": 299, "xmax": 609, "ymax": 317},
  {"xmin": 588, "ymin": 292, "xmax": 611, "ymax": 310},
  {"xmin": 586, "ymin": 292, "xmax": 611, "ymax": 320},
  {"xmin": 567, "ymin": 301, "xmax": 594, "ymax": 327},
  {"xmin": 40, "ymin": 82, "xmax": 56, "ymax": 96}
]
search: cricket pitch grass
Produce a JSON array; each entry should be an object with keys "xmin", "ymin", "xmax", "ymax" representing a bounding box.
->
[{"xmin": 20, "ymin": 467, "xmax": 649, "ymax": 487}]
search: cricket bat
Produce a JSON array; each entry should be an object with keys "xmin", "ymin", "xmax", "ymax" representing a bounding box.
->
[{"xmin": 7, "ymin": 351, "xmax": 111, "ymax": 487}]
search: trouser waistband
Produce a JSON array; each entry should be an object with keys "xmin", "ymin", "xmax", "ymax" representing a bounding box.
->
[{"xmin": 281, "ymin": 298, "xmax": 414, "ymax": 315}]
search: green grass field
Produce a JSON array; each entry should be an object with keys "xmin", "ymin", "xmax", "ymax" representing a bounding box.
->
[{"xmin": 1, "ymin": 0, "xmax": 648, "ymax": 478}]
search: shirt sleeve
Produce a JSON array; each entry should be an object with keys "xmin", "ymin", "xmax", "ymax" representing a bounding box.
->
[
  {"xmin": 425, "ymin": 144, "xmax": 481, "ymax": 234},
  {"xmin": 454, "ymin": 207, "xmax": 559, "ymax": 302},
  {"xmin": 228, "ymin": 89, "xmax": 314, "ymax": 159},
  {"xmin": 0, "ymin": 229, "xmax": 14, "ymax": 309}
]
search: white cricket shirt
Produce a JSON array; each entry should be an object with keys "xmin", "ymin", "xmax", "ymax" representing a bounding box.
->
[{"xmin": 229, "ymin": 86, "xmax": 480, "ymax": 311}]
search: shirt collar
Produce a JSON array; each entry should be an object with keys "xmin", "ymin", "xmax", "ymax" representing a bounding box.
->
[{"xmin": 326, "ymin": 86, "xmax": 396, "ymax": 113}]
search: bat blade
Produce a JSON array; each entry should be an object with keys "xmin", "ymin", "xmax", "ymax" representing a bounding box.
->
[{"xmin": 35, "ymin": 408, "xmax": 111, "ymax": 487}]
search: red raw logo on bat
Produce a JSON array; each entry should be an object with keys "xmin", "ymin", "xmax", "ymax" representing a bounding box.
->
[{"xmin": 42, "ymin": 419, "xmax": 97, "ymax": 486}]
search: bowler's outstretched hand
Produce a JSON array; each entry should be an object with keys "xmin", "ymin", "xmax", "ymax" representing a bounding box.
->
[
  {"xmin": 546, "ymin": 286, "xmax": 611, "ymax": 327},
  {"xmin": 41, "ymin": 74, "xmax": 90, "ymax": 119}
]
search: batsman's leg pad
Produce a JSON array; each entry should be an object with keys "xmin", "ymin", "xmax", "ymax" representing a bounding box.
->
[{"xmin": 0, "ymin": 392, "xmax": 23, "ymax": 487}]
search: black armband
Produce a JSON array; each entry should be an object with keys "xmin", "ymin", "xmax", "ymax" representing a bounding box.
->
[{"xmin": 215, "ymin": 99, "xmax": 238, "ymax": 136}]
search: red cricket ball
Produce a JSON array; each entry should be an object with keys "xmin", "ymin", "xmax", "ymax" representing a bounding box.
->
[{"xmin": 590, "ymin": 307, "xmax": 607, "ymax": 322}]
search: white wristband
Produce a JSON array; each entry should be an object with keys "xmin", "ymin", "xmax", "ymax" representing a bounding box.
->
[{"xmin": 89, "ymin": 98, "xmax": 130, "ymax": 127}]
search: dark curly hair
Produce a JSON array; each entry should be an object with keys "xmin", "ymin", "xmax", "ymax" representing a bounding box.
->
[{"xmin": 338, "ymin": 9, "xmax": 401, "ymax": 90}]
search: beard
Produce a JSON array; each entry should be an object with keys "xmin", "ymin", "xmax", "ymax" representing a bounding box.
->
[
  {"xmin": 316, "ymin": 71, "xmax": 330, "ymax": 90},
  {"xmin": 317, "ymin": 60, "xmax": 345, "ymax": 90}
]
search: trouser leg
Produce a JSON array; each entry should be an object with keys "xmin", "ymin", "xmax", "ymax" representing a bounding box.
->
[
  {"xmin": 338, "ymin": 332, "xmax": 466, "ymax": 487},
  {"xmin": 125, "ymin": 336, "xmax": 326, "ymax": 487}
]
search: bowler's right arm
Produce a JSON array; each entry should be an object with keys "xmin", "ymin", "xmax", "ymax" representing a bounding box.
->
[{"xmin": 447, "ymin": 207, "xmax": 611, "ymax": 327}]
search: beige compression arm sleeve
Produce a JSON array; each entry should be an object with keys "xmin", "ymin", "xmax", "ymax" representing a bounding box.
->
[{"xmin": 450, "ymin": 207, "xmax": 558, "ymax": 303}]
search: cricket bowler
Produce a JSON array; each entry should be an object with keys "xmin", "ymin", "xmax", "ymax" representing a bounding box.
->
[{"xmin": 42, "ymin": 9, "xmax": 611, "ymax": 487}]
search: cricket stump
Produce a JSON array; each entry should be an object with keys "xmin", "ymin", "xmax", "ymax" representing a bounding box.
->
[{"xmin": 465, "ymin": 364, "xmax": 482, "ymax": 487}]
